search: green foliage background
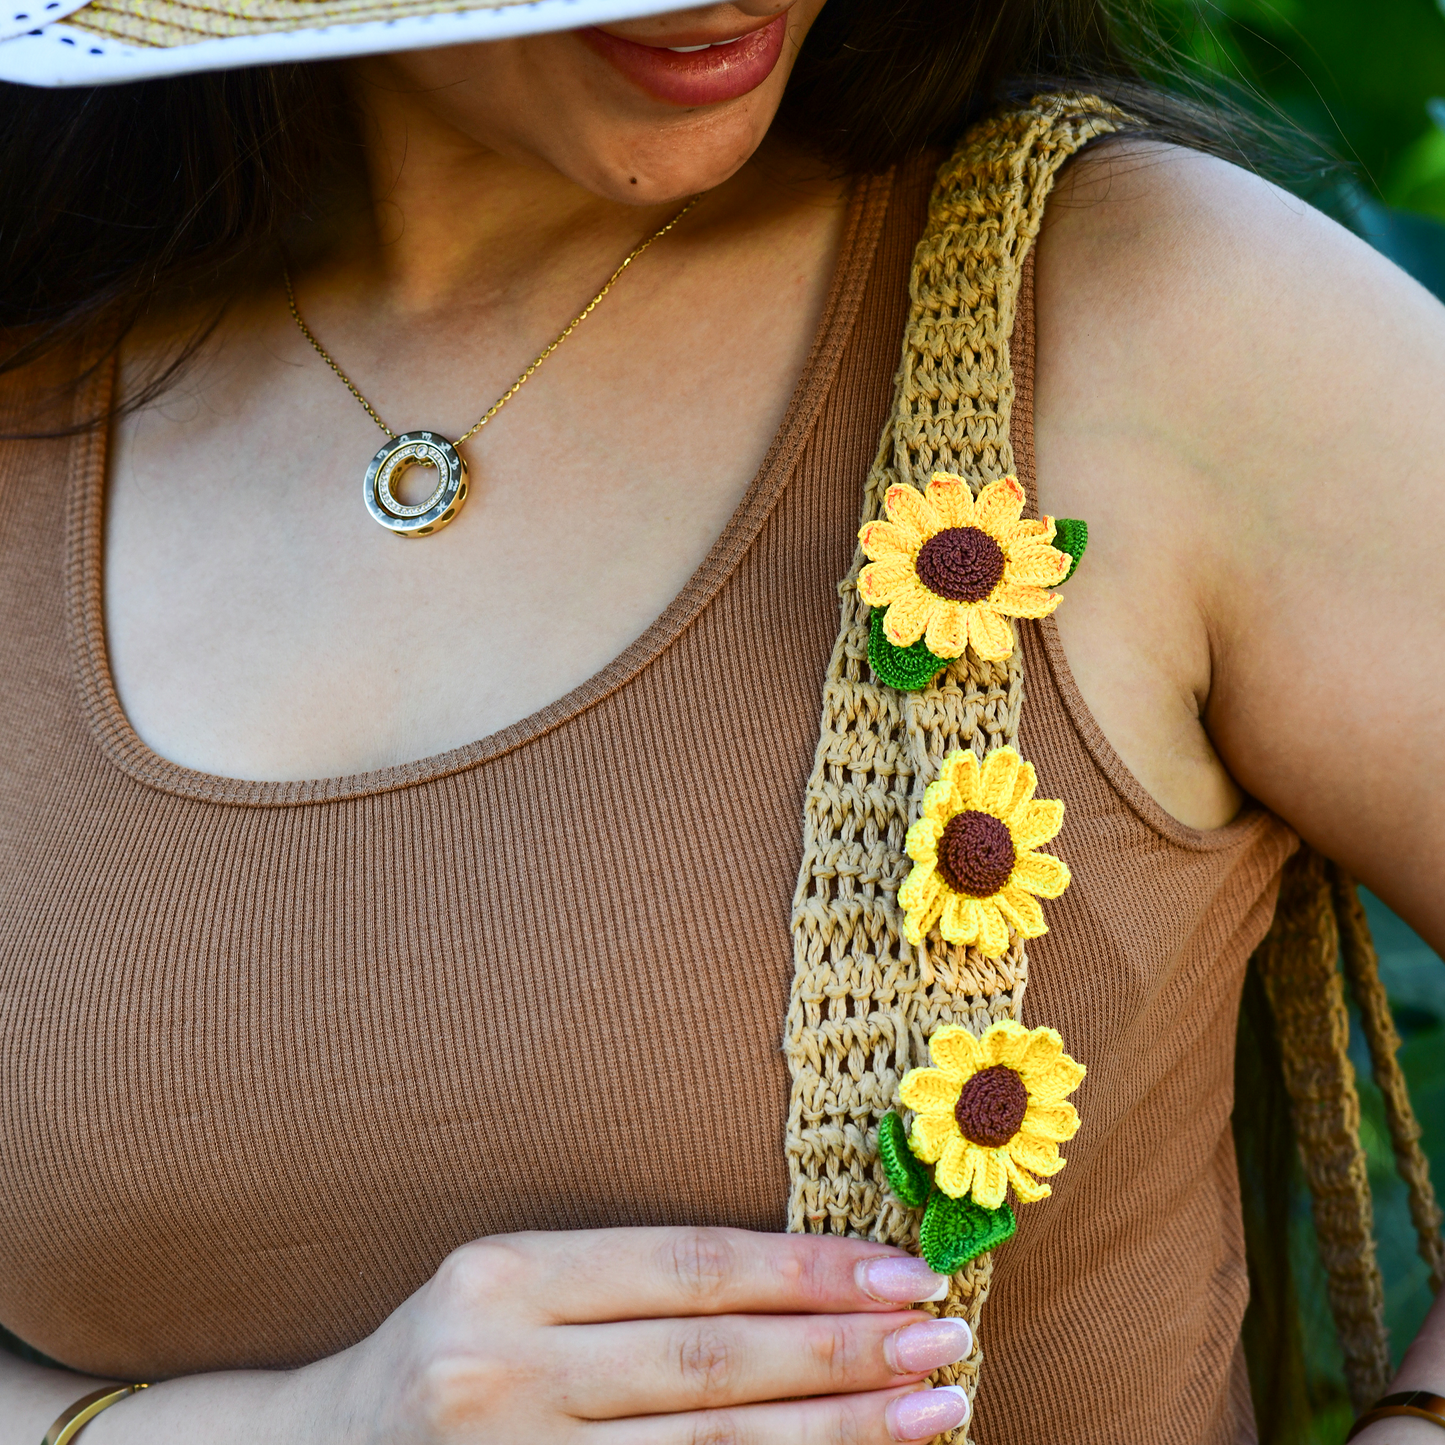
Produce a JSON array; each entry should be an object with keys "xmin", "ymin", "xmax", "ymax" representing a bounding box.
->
[
  {"xmin": 1150, "ymin": 0, "xmax": 1445, "ymax": 291},
  {"xmin": 1144, "ymin": 5, "xmax": 1445, "ymax": 1440}
]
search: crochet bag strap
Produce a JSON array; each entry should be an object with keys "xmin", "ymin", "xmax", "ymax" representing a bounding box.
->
[
  {"xmin": 1254, "ymin": 849, "xmax": 1445, "ymax": 1410},
  {"xmin": 785, "ymin": 93, "xmax": 1123, "ymax": 1438}
]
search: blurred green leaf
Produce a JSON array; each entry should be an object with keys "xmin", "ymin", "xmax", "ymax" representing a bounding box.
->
[
  {"xmin": 1381, "ymin": 125, "xmax": 1445, "ymax": 219},
  {"xmin": 1348, "ymin": 191, "xmax": 1445, "ymax": 298}
]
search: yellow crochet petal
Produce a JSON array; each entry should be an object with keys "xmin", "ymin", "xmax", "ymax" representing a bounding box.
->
[
  {"xmin": 909, "ymin": 1110, "xmax": 958, "ymax": 1164},
  {"xmin": 857, "ymin": 519, "xmax": 917, "ymax": 562},
  {"xmin": 972, "ymin": 476, "xmax": 1027, "ymax": 536},
  {"xmin": 939, "ymin": 892, "xmax": 981, "ymax": 945},
  {"xmin": 1008, "ymin": 799, "xmax": 1064, "ymax": 851},
  {"xmin": 905, "ymin": 816, "xmax": 944, "ymax": 866},
  {"xmin": 1011, "ymin": 850, "xmax": 1071, "ymax": 900},
  {"xmin": 1004, "ymin": 1153, "xmax": 1054, "ymax": 1203},
  {"xmin": 883, "ymin": 484, "xmax": 941, "ymax": 544},
  {"xmin": 899, "ymin": 1067, "xmax": 963, "ymax": 1115},
  {"xmin": 883, "ymin": 583, "xmax": 934, "ymax": 647},
  {"xmin": 857, "ymin": 556, "xmax": 917, "ymax": 604},
  {"xmin": 1007, "ymin": 1130, "xmax": 1066, "ymax": 1177},
  {"xmin": 1024, "ymin": 1054, "xmax": 1087, "ymax": 1104},
  {"xmin": 1001, "ymin": 759, "xmax": 1038, "ymax": 824},
  {"xmin": 990, "ymin": 580, "xmax": 1061, "ymax": 620},
  {"xmin": 979, "ymin": 746, "xmax": 1022, "ymax": 817},
  {"xmin": 971, "ymin": 1148, "xmax": 1009, "ymax": 1209},
  {"xmin": 996, "ymin": 884, "xmax": 1047, "ymax": 937},
  {"xmin": 902, "ymin": 879, "xmax": 945, "ymax": 947},
  {"xmin": 929, "ymin": 1024, "xmax": 985, "ymax": 1080},
  {"xmin": 924, "ymin": 472, "xmax": 976, "ymax": 529},
  {"xmin": 1024, "ymin": 1100, "xmax": 1081, "ymax": 1143},
  {"xmin": 974, "ymin": 898, "xmax": 1011, "ymax": 959},
  {"xmin": 981, "ymin": 1019, "xmax": 1031, "ymax": 1068},
  {"xmin": 899, "ymin": 860, "xmax": 944, "ymax": 914},
  {"xmin": 966, "ymin": 605, "xmax": 1014, "ymax": 661},
  {"xmin": 1001, "ymin": 516, "xmax": 1054, "ymax": 547},
  {"xmin": 1005, "ymin": 543, "xmax": 1070, "ymax": 588},
  {"xmin": 1016, "ymin": 1026, "xmax": 1064, "ymax": 1074},
  {"xmin": 971, "ymin": 476, "xmax": 1025, "ymax": 535},
  {"xmin": 920, "ymin": 776, "xmax": 959, "ymax": 823},
  {"xmin": 934, "ymin": 1135, "xmax": 976, "ymax": 1199},
  {"xmin": 939, "ymin": 749, "xmax": 980, "ymax": 810},
  {"xmin": 924, "ymin": 601, "xmax": 970, "ymax": 659}
]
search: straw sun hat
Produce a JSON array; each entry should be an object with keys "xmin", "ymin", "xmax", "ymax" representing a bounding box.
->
[{"xmin": 0, "ymin": 0, "xmax": 696, "ymax": 87}]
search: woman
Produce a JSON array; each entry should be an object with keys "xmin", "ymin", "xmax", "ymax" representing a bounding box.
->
[{"xmin": 0, "ymin": 0, "xmax": 1441, "ymax": 1441}]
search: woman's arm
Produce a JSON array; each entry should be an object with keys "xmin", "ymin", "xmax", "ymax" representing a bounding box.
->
[
  {"xmin": 1036, "ymin": 139, "xmax": 1445, "ymax": 949},
  {"xmin": 1358, "ymin": 1288, "xmax": 1445, "ymax": 1441},
  {"xmin": 1034, "ymin": 137, "xmax": 1445, "ymax": 1431},
  {"xmin": 0, "ymin": 1350, "xmax": 306, "ymax": 1445}
]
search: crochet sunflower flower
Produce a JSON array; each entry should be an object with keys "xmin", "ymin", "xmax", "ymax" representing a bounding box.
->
[
  {"xmin": 858, "ymin": 473, "xmax": 1069, "ymax": 663},
  {"xmin": 900, "ymin": 1020, "xmax": 1085, "ymax": 1210},
  {"xmin": 899, "ymin": 745, "xmax": 1069, "ymax": 960}
]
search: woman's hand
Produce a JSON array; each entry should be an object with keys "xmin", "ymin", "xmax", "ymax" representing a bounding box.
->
[
  {"xmin": 327, "ymin": 1227, "xmax": 973, "ymax": 1444},
  {"xmin": 77, "ymin": 1228, "xmax": 974, "ymax": 1445}
]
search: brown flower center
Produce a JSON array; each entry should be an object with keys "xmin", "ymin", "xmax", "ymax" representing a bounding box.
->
[
  {"xmin": 936, "ymin": 810, "xmax": 1016, "ymax": 898},
  {"xmin": 954, "ymin": 1065, "xmax": 1029, "ymax": 1147},
  {"xmin": 915, "ymin": 526, "xmax": 1006, "ymax": 603}
]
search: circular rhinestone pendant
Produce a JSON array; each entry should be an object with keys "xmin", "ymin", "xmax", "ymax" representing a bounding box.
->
[{"xmin": 363, "ymin": 432, "xmax": 469, "ymax": 538}]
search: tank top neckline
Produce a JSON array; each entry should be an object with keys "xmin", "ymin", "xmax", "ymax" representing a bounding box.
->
[{"xmin": 62, "ymin": 170, "xmax": 894, "ymax": 809}]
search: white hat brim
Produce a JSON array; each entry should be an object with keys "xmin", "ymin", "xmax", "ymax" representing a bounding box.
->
[{"xmin": 0, "ymin": 0, "xmax": 695, "ymax": 86}]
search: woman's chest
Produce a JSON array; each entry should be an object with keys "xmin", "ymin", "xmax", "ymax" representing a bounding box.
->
[
  {"xmin": 0, "ymin": 293, "xmax": 897, "ymax": 1372},
  {"xmin": 0, "ymin": 640, "xmax": 822, "ymax": 1377},
  {"xmin": 102, "ymin": 187, "xmax": 849, "ymax": 784}
]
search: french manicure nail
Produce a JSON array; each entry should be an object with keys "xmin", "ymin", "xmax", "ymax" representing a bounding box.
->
[
  {"xmin": 886, "ymin": 1386, "xmax": 971, "ymax": 1441},
  {"xmin": 886, "ymin": 1317, "xmax": 974, "ymax": 1374},
  {"xmin": 858, "ymin": 1256, "xmax": 950, "ymax": 1304}
]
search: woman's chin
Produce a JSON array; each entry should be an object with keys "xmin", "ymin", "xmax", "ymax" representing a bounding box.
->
[
  {"xmin": 352, "ymin": 1, "xmax": 825, "ymax": 208},
  {"xmin": 575, "ymin": 121, "xmax": 772, "ymax": 204}
]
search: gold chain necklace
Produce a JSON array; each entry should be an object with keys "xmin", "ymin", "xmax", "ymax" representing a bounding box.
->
[{"xmin": 284, "ymin": 196, "xmax": 700, "ymax": 538}]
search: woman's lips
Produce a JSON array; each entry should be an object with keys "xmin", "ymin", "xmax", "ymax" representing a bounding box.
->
[{"xmin": 580, "ymin": 14, "xmax": 788, "ymax": 107}]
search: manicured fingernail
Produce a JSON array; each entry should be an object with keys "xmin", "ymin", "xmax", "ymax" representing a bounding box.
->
[
  {"xmin": 858, "ymin": 1256, "xmax": 950, "ymax": 1303},
  {"xmin": 885, "ymin": 1317, "xmax": 974, "ymax": 1374},
  {"xmin": 886, "ymin": 1386, "xmax": 971, "ymax": 1441}
]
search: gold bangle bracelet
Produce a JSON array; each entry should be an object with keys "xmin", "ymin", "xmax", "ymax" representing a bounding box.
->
[
  {"xmin": 41, "ymin": 1383, "xmax": 148, "ymax": 1445},
  {"xmin": 1347, "ymin": 1390, "xmax": 1445, "ymax": 1440}
]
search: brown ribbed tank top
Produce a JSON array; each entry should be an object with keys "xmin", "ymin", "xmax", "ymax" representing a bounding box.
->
[{"xmin": 0, "ymin": 155, "xmax": 1295, "ymax": 1443}]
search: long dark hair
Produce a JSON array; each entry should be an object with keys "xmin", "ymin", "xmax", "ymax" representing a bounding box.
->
[{"xmin": 0, "ymin": 7, "xmax": 1320, "ymax": 1433}]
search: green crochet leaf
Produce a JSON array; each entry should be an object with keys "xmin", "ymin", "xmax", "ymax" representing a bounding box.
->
[
  {"xmin": 919, "ymin": 1191, "xmax": 1017, "ymax": 1274},
  {"xmin": 1052, "ymin": 518, "xmax": 1088, "ymax": 583},
  {"xmin": 877, "ymin": 1111, "xmax": 932, "ymax": 1208},
  {"xmin": 868, "ymin": 607, "xmax": 948, "ymax": 692}
]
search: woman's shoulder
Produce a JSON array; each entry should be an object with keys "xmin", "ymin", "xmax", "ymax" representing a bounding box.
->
[
  {"xmin": 1030, "ymin": 133, "xmax": 1445, "ymax": 937},
  {"xmin": 1033, "ymin": 135, "xmax": 1442, "ymax": 459},
  {"xmin": 1031, "ymin": 131, "xmax": 1445, "ymax": 620}
]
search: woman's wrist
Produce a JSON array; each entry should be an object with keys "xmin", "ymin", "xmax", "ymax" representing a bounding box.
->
[
  {"xmin": 78, "ymin": 1363, "xmax": 321, "ymax": 1445},
  {"xmin": 1351, "ymin": 1420, "xmax": 1445, "ymax": 1444}
]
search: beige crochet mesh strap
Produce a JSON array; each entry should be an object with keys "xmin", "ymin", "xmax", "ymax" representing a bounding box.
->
[
  {"xmin": 1333, "ymin": 869, "xmax": 1445, "ymax": 1301},
  {"xmin": 1255, "ymin": 849, "xmax": 1445, "ymax": 1410},
  {"xmin": 785, "ymin": 95, "xmax": 1122, "ymax": 1438},
  {"xmin": 1254, "ymin": 849, "xmax": 1392, "ymax": 1408}
]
